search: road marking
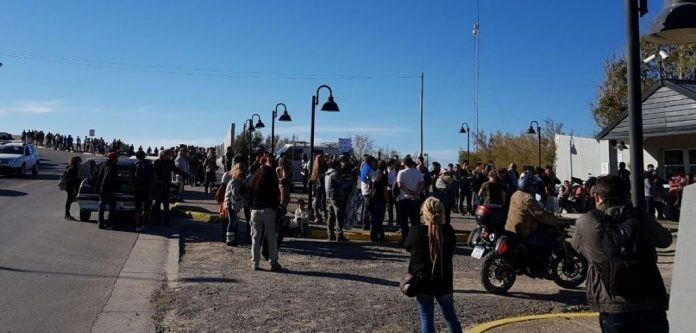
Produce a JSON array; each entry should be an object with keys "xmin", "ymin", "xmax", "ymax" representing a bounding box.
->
[{"xmin": 467, "ymin": 312, "xmax": 598, "ymax": 333}]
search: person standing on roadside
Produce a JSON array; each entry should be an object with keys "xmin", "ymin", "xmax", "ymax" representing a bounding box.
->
[
  {"xmin": 224, "ymin": 163, "xmax": 247, "ymax": 246},
  {"xmin": 153, "ymin": 150, "xmax": 188, "ymax": 226},
  {"xmin": 63, "ymin": 156, "xmax": 82, "ymax": 221},
  {"xmin": 248, "ymin": 163, "xmax": 282, "ymax": 271},
  {"xmin": 96, "ymin": 153, "xmax": 118, "ymax": 229},
  {"xmin": 175, "ymin": 149, "xmax": 190, "ymax": 200},
  {"xmin": 131, "ymin": 150, "xmax": 154, "ymax": 230},
  {"xmin": 325, "ymin": 160, "xmax": 348, "ymax": 241},
  {"xmin": 458, "ymin": 161, "xmax": 473, "ymax": 215},
  {"xmin": 405, "ymin": 197, "xmax": 462, "ymax": 333},
  {"xmin": 386, "ymin": 158, "xmax": 399, "ymax": 226},
  {"xmin": 276, "ymin": 154, "xmax": 293, "ymax": 209},
  {"xmin": 310, "ymin": 153, "xmax": 328, "ymax": 224},
  {"xmin": 572, "ymin": 175, "xmax": 672, "ymax": 333},
  {"xmin": 203, "ymin": 150, "xmax": 218, "ymax": 195},
  {"xmin": 397, "ymin": 156, "xmax": 424, "ymax": 243},
  {"xmin": 368, "ymin": 160, "xmax": 388, "ymax": 242},
  {"xmin": 478, "ymin": 170, "xmax": 506, "ymax": 206},
  {"xmin": 359, "ymin": 155, "xmax": 376, "ymax": 231}
]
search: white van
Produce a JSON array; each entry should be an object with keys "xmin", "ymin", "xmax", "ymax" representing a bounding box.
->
[{"xmin": 276, "ymin": 142, "xmax": 340, "ymax": 183}]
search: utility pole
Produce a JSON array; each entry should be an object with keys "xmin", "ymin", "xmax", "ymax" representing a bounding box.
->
[
  {"xmin": 419, "ymin": 72, "xmax": 424, "ymax": 157},
  {"xmin": 473, "ymin": 0, "xmax": 480, "ymax": 140}
]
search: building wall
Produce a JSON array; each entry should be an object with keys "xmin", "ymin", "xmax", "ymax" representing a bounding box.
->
[{"xmin": 554, "ymin": 135, "xmax": 603, "ymax": 182}]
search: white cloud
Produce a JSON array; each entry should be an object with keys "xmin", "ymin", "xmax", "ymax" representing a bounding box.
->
[{"xmin": 0, "ymin": 99, "xmax": 65, "ymax": 115}]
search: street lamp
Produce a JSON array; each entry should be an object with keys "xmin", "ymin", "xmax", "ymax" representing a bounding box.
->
[
  {"xmin": 308, "ymin": 84, "xmax": 339, "ymax": 217},
  {"xmin": 244, "ymin": 118, "xmax": 255, "ymax": 163},
  {"xmin": 459, "ymin": 122, "xmax": 470, "ymax": 162},
  {"xmin": 271, "ymin": 103, "xmax": 292, "ymax": 155},
  {"xmin": 646, "ymin": 0, "xmax": 696, "ymax": 45},
  {"xmin": 527, "ymin": 120, "xmax": 542, "ymax": 167}
]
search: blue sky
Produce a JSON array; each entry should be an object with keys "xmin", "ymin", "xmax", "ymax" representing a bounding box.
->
[{"xmin": 0, "ymin": 1, "xmax": 666, "ymax": 162}]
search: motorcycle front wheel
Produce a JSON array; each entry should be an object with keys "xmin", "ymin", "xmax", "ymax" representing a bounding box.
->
[
  {"xmin": 551, "ymin": 246, "xmax": 588, "ymax": 289},
  {"xmin": 480, "ymin": 253, "xmax": 516, "ymax": 294}
]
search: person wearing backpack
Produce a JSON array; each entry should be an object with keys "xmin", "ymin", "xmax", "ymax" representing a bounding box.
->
[
  {"xmin": 131, "ymin": 150, "xmax": 154, "ymax": 230},
  {"xmin": 572, "ymin": 175, "xmax": 672, "ymax": 333},
  {"xmin": 62, "ymin": 156, "xmax": 82, "ymax": 221}
]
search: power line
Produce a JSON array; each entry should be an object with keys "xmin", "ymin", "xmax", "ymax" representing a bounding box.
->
[{"xmin": 0, "ymin": 50, "xmax": 419, "ymax": 81}]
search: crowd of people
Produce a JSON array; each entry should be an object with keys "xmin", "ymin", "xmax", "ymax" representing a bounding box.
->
[{"xmin": 42, "ymin": 127, "xmax": 680, "ymax": 332}]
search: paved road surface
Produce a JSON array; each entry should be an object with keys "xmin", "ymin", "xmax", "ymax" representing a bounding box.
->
[{"xmin": 0, "ymin": 148, "xmax": 139, "ymax": 332}]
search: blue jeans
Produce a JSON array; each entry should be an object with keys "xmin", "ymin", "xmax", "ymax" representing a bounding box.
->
[
  {"xmin": 599, "ymin": 311, "xmax": 668, "ymax": 333},
  {"xmin": 416, "ymin": 293, "xmax": 462, "ymax": 333},
  {"xmin": 226, "ymin": 209, "xmax": 244, "ymax": 244}
]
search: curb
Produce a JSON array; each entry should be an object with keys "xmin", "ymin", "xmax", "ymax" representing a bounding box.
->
[
  {"xmin": 170, "ymin": 206, "xmax": 471, "ymax": 243},
  {"xmin": 466, "ymin": 312, "xmax": 599, "ymax": 333},
  {"xmin": 171, "ymin": 205, "xmax": 219, "ymax": 223}
]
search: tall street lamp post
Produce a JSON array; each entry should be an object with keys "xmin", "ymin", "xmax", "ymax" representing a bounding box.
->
[
  {"xmin": 459, "ymin": 122, "xmax": 470, "ymax": 162},
  {"xmin": 308, "ymin": 85, "xmax": 339, "ymax": 217},
  {"xmin": 271, "ymin": 103, "xmax": 292, "ymax": 154},
  {"xmin": 527, "ymin": 120, "xmax": 542, "ymax": 167},
  {"xmin": 244, "ymin": 119, "xmax": 255, "ymax": 163}
]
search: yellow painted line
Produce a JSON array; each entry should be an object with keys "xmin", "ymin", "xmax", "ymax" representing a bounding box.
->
[
  {"xmin": 171, "ymin": 206, "xmax": 219, "ymax": 223},
  {"xmin": 467, "ymin": 312, "xmax": 598, "ymax": 333},
  {"xmin": 304, "ymin": 228, "xmax": 469, "ymax": 243}
]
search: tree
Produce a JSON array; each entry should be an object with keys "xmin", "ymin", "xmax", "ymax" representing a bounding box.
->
[
  {"xmin": 591, "ymin": 38, "xmax": 696, "ymax": 130},
  {"xmin": 458, "ymin": 118, "xmax": 564, "ymax": 168},
  {"xmin": 352, "ymin": 134, "xmax": 375, "ymax": 157}
]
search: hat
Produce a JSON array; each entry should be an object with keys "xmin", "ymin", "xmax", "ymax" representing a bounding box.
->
[
  {"xmin": 107, "ymin": 152, "xmax": 118, "ymax": 161},
  {"xmin": 259, "ymin": 157, "xmax": 268, "ymax": 165}
]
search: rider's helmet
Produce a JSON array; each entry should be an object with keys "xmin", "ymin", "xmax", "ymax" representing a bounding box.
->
[{"xmin": 517, "ymin": 172, "xmax": 538, "ymax": 194}]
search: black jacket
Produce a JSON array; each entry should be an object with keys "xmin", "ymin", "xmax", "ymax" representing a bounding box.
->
[
  {"xmin": 64, "ymin": 165, "xmax": 81, "ymax": 193},
  {"xmin": 404, "ymin": 224, "xmax": 457, "ymax": 296},
  {"xmin": 249, "ymin": 166, "xmax": 280, "ymax": 210},
  {"xmin": 96, "ymin": 160, "xmax": 118, "ymax": 195},
  {"xmin": 153, "ymin": 158, "xmax": 185, "ymax": 185}
]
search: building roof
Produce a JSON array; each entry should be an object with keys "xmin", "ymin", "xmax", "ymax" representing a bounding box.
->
[{"xmin": 596, "ymin": 79, "xmax": 696, "ymax": 140}]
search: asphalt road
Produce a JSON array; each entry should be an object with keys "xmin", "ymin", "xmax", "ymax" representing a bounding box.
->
[{"xmin": 0, "ymin": 148, "xmax": 139, "ymax": 332}]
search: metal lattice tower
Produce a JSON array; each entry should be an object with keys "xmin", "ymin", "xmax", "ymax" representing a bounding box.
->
[{"xmin": 472, "ymin": 0, "xmax": 480, "ymax": 139}]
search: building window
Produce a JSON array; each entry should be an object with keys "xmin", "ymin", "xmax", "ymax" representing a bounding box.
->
[{"xmin": 664, "ymin": 149, "xmax": 696, "ymax": 178}]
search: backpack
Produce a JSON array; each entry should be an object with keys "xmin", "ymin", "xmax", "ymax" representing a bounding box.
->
[
  {"xmin": 133, "ymin": 160, "xmax": 154, "ymax": 189},
  {"xmin": 58, "ymin": 170, "xmax": 67, "ymax": 191},
  {"xmin": 590, "ymin": 209, "xmax": 663, "ymax": 298}
]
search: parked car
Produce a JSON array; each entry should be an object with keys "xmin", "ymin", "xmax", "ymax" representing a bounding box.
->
[
  {"xmin": 0, "ymin": 142, "xmax": 40, "ymax": 177},
  {"xmin": 76, "ymin": 157, "xmax": 180, "ymax": 223},
  {"xmin": 0, "ymin": 132, "xmax": 14, "ymax": 142},
  {"xmin": 275, "ymin": 142, "xmax": 340, "ymax": 183}
]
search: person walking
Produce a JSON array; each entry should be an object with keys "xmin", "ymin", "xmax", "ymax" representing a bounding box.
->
[
  {"xmin": 248, "ymin": 163, "xmax": 282, "ymax": 271},
  {"xmin": 96, "ymin": 153, "xmax": 118, "ymax": 229},
  {"xmin": 63, "ymin": 156, "xmax": 82, "ymax": 221},
  {"xmin": 397, "ymin": 156, "xmax": 424, "ymax": 243},
  {"xmin": 404, "ymin": 197, "xmax": 462, "ymax": 333},
  {"xmin": 572, "ymin": 175, "xmax": 672, "ymax": 333}
]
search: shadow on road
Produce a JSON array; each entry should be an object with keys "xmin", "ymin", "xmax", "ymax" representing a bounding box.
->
[
  {"xmin": 281, "ymin": 240, "xmax": 408, "ymax": 262},
  {"xmin": 282, "ymin": 269, "xmax": 399, "ymax": 287},
  {"xmin": 455, "ymin": 289, "xmax": 587, "ymax": 306},
  {"xmin": 0, "ymin": 189, "xmax": 28, "ymax": 197}
]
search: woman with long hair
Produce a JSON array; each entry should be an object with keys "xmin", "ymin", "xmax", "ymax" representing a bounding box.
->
[
  {"xmin": 63, "ymin": 156, "xmax": 82, "ymax": 220},
  {"xmin": 248, "ymin": 163, "xmax": 282, "ymax": 271},
  {"xmin": 404, "ymin": 197, "xmax": 461, "ymax": 333},
  {"xmin": 309, "ymin": 153, "xmax": 328, "ymax": 224},
  {"xmin": 224, "ymin": 163, "xmax": 246, "ymax": 246}
]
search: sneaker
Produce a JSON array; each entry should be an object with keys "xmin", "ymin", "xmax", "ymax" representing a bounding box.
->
[
  {"xmin": 270, "ymin": 263, "xmax": 282, "ymax": 272},
  {"xmin": 337, "ymin": 234, "xmax": 349, "ymax": 242}
]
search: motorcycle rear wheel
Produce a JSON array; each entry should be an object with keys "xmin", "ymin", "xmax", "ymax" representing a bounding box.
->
[{"xmin": 480, "ymin": 253, "xmax": 516, "ymax": 294}]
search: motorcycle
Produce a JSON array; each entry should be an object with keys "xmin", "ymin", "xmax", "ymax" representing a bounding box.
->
[{"xmin": 470, "ymin": 205, "xmax": 588, "ymax": 295}]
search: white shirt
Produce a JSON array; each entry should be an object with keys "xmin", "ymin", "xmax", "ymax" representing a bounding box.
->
[{"xmin": 397, "ymin": 167, "xmax": 423, "ymax": 201}]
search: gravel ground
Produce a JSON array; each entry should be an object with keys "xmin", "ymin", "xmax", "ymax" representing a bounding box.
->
[{"xmin": 152, "ymin": 220, "xmax": 675, "ymax": 332}]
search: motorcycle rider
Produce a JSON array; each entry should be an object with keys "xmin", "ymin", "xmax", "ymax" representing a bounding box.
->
[{"xmin": 504, "ymin": 172, "xmax": 558, "ymax": 275}]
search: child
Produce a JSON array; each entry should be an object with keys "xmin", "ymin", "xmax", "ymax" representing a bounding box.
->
[{"xmin": 291, "ymin": 199, "xmax": 309, "ymax": 236}]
